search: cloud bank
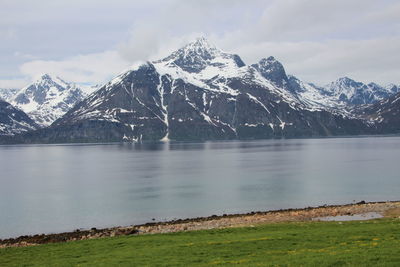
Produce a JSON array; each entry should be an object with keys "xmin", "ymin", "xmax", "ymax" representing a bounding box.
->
[{"xmin": 0, "ymin": 0, "xmax": 399, "ymax": 88}]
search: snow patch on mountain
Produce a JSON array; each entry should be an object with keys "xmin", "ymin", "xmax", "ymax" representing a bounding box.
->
[
  {"xmin": 153, "ymin": 37, "xmax": 246, "ymax": 89},
  {"xmin": 0, "ymin": 100, "xmax": 38, "ymax": 135},
  {"xmin": 34, "ymin": 37, "xmax": 395, "ymax": 143},
  {"xmin": 285, "ymin": 75, "xmax": 400, "ymax": 117},
  {"xmin": 287, "ymin": 75, "xmax": 347, "ymax": 111},
  {"xmin": 61, "ymin": 37, "xmax": 346, "ymax": 132},
  {"xmin": 325, "ymin": 77, "xmax": 396, "ymax": 105},
  {"xmin": 153, "ymin": 38, "xmax": 303, "ymax": 111},
  {"xmin": 0, "ymin": 88, "xmax": 19, "ymax": 101},
  {"xmin": 10, "ymin": 74, "xmax": 86, "ymax": 126}
]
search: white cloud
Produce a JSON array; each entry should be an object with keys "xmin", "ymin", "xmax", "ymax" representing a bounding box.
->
[
  {"xmin": 230, "ymin": 37, "xmax": 400, "ymax": 85},
  {"xmin": 19, "ymin": 51, "xmax": 131, "ymax": 86},
  {"xmin": 215, "ymin": 0, "xmax": 400, "ymax": 84},
  {"xmin": 1, "ymin": 0, "xmax": 399, "ymax": 88},
  {"xmin": 0, "ymin": 78, "xmax": 30, "ymax": 89},
  {"xmin": 0, "ymin": 28, "xmax": 17, "ymax": 40}
]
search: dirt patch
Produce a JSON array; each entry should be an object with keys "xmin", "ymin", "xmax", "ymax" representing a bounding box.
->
[
  {"xmin": 1, "ymin": 201, "xmax": 399, "ymax": 248},
  {"xmin": 384, "ymin": 207, "xmax": 400, "ymax": 218}
]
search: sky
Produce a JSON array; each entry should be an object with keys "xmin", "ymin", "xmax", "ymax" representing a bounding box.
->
[{"xmin": 1, "ymin": 0, "xmax": 399, "ymax": 89}]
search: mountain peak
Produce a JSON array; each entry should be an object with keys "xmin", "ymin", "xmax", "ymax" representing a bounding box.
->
[
  {"xmin": 266, "ymin": 56, "xmax": 277, "ymax": 62},
  {"xmin": 255, "ymin": 56, "xmax": 284, "ymax": 68},
  {"xmin": 191, "ymin": 36, "xmax": 216, "ymax": 49},
  {"xmin": 326, "ymin": 77, "xmax": 391, "ymax": 105},
  {"xmin": 336, "ymin": 77, "xmax": 357, "ymax": 84},
  {"xmin": 35, "ymin": 73, "xmax": 61, "ymax": 82},
  {"xmin": 329, "ymin": 77, "xmax": 360, "ymax": 90},
  {"xmin": 251, "ymin": 56, "xmax": 288, "ymax": 88},
  {"xmin": 180, "ymin": 37, "xmax": 220, "ymax": 58},
  {"xmin": 32, "ymin": 74, "xmax": 72, "ymax": 90},
  {"xmin": 40, "ymin": 73, "xmax": 52, "ymax": 80},
  {"xmin": 10, "ymin": 75, "xmax": 86, "ymax": 126},
  {"xmin": 156, "ymin": 37, "xmax": 244, "ymax": 73},
  {"xmin": 164, "ymin": 37, "xmax": 221, "ymax": 61},
  {"xmin": 385, "ymin": 84, "xmax": 400, "ymax": 94}
]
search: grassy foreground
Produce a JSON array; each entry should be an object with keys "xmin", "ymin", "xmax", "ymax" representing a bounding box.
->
[{"xmin": 1, "ymin": 219, "xmax": 399, "ymax": 266}]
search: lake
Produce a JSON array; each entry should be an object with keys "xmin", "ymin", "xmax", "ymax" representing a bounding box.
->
[{"xmin": 1, "ymin": 136, "xmax": 399, "ymax": 238}]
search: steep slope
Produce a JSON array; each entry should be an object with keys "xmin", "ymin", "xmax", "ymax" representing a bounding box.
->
[
  {"xmin": 12, "ymin": 38, "xmax": 371, "ymax": 143},
  {"xmin": 287, "ymin": 75, "xmax": 347, "ymax": 112},
  {"xmin": 385, "ymin": 84, "xmax": 400, "ymax": 94},
  {"xmin": 10, "ymin": 74, "xmax": 86, "ymax": 126},
  {"xmin": 251, "ymin": 56, "xmax": 290, "ymax": 91},
  {"xmin": 359, "ymin": 91, "xmax": 400, "ymax": 134},
  {"xmin": 154, "ymin": 37, "xmax": 246, "ymax": 74},
  {"xmin": 249, "ymin": 56, "xmax": 350, "ymax": 111},
  {"xmin": 0, "ymin": 100, "xmax": 38, "ymax": 136},
  {"xmin": 284, "ymin": 75, "xmax": 400, "ymax": 115},
  {"xmin": 325, "ymin": 77, "xmax": 397, "ymax": 105}
]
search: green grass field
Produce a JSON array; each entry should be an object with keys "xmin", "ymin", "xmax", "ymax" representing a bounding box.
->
[{"xmin": 1, "ymin": 219, "xmax": 399, "ymax": 266}]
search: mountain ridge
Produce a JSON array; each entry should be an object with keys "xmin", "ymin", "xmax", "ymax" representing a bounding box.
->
[
  {"xmin": 0, "ymin": 88, "xmax": 19, "ymax": 101},
  {"xmin": 0, "ymin": 99, "xmax": 38, "ymax": 136},
  {"xmin": 1, "ymin": 37, "xmax": 399, "ymax": 143},
  {"xmin": 10, "ymin": 74, "xmax": 86, "ymax": 127}
]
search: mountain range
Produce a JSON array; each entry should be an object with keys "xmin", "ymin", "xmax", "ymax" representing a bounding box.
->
[
  {"xmin": 9, "ymin": 74, "xmax": 86, "ymax": 127},
  {"xmin": 1, "ymin": 38, "xmax": 399, "ymax": 142},
  {"xmin": 0, "ymin": 99, "xmax": 38, "ymax": 136}
]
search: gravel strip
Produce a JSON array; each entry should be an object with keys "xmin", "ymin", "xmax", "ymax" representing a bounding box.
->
[{"xmin": 1, "ymin": 201, "xmax": 399, "ymax": 248}]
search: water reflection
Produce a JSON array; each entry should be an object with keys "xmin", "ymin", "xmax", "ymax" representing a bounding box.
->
[{"xmin": 0, "ymin": 136, "xmax": 400, "ymax": 238}]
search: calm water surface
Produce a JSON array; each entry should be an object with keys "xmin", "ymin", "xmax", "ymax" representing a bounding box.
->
[{"xmin": 1, "ymin": 136, "xmax": 400, "ymax": 238}]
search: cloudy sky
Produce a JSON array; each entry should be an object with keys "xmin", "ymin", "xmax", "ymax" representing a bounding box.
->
[{"xmin": 1, "ymin": 0, "xmax": 399, "ymax": 89}]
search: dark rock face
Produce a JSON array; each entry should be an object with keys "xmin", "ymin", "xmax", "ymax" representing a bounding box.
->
[
  {"xmin": 251, "ymin": 57, "xmax": 289, "ymax": 90},
  {"xmin": 359, "ymin": 92, "xmax": 400, "ymax": 134},
  {"xmin": 52, "ymin": 64, "xmax": 167, "ymax": 142},
  {"xmin": 19, "ymin": 74, "xmax": 371, "ymax": 143},
  {"xmin": 0, "ymin": 88, "xmax": 19, "ymax": 101},
  {"xmin": 287, "ymin": 75, "xmax": 328, "ymax": 95},
  {"xmin": 367, "ymin": 83, "xmax": 393, "ymax": 101},
  {"xmin": 386, "ymin": 84, "xmax": 400, "ymax": 94},
  {"xmin": 0, "ymin": 100, "xmax": 38, "ymax": 136}
]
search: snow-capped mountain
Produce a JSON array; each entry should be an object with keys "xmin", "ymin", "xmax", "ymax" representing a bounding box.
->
[
  {"xmin": 14, "ymin": 38, "xmax": 368, "ymax": 143},
  {"xmin": 247, "ymin": 57, "xmax": 398, "ymax": 111},
  {"xmin": 0, "ymin": 99, "xmax": 38, "ymax": 136},
  {"xmin": 286, "ymin": 75, "xmax": 348, "ymax": 112},
  {"xmin": 10, "ymin": 74, "xmax": 86, "ymax": 127},
  {"xmin": 3, "ymin": 38, "xmax": 399, "ymax": 143},
  {"xmin": 0, "ymin": 88, "xmax": 19, "ymax": 101},
  {"xmin": 359, "ymin": 91, "xmax": 400, "ymax": 133},
  {"xmin": 283, "ymin": 75, "xmax": 399, "ymax": 114},
  {"xmin": 154, "ymin": 37, "xmax": 246, "ymax": 74},
  {"xmin": 385, "ymin": 84, "xmax": 400, "ymax": 95},
  {"xmin": 248, "ymin": 58, "xmax": 349, "ymax": 113},
  {"xmin": 324, "ymin": 77, "xmax": 397, "ymax": 105}
]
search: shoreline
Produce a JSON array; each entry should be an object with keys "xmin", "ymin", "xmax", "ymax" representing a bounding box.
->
[
  {"xmin": 1, "ymin": 200, "xmax": 400, "ymax": 248},
  {"xmin": 1, "ymin": 133, "xmax": 400, "ymax": 147}
]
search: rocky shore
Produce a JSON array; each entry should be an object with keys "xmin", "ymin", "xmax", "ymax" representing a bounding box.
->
[{"xmin": 1, "ymin": 201, "xmax": 399, "ymax": 248}]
